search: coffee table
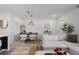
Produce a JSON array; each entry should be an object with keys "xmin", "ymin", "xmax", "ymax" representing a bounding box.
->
[{"xmin": 35, "ymin": 51, "xmax": 70, "ymax": 55}]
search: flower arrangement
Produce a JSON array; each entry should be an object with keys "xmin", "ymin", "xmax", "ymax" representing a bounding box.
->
[{"xmin": 54, "ymin": 48, "xmax": 67, "ymax": 55}]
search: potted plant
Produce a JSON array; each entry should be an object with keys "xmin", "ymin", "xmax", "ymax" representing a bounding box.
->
[
  {"xmin": 61, "ymin": 23, "xmax": 74, "ymax": 34},
  {"xmin": 61, "ymin": 23, "xmax": 77, "ymax": 43}
]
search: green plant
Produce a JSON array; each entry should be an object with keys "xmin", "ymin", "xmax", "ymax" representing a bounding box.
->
[{"xmin": 61, "ymin": 23, "xmax": 74, "ymax": 33}]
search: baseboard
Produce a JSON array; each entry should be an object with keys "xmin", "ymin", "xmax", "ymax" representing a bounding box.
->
[{"xmin": 1, "ymin": 48, "xmax": 10, "ymax": 52}]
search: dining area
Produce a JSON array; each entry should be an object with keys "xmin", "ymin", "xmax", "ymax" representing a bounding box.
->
[
  {"xmin": 20, "ymin": 32, "xmax": 38, "ymax": 41},
  {"xmin": 20, "ymin": 32, "xmax": 42, "ymax": 50}
]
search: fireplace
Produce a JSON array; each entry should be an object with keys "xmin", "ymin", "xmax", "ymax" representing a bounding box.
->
[{"xmin": 0, "ymin": 36, "xmax": 8, "ymax": 49}]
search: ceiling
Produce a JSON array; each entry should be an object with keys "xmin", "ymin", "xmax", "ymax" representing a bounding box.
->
[{"xmin": 0, "ymin": 4, "xmax": 77, "ymax": 20}]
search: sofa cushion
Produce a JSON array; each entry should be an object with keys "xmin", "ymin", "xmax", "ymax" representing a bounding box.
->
[
  {"xmin": 61, "ymin": 41, "xmax": 79, "ymax": 47},
  {"xmin": 58, "ymin": 34, "xmax": 67, "ymax": 41},
  {"xmin": 43, "ymin": 35, "xmax": 59, "ymax": 41},
  {"xmin": 43, "ymin": 41, "xmax": 68, "ymax": 49}
]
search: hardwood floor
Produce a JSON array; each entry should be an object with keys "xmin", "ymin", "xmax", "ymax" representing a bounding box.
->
[{"xmin": 0, "ymin": 40, "xmax": 42, "ymax": 55}]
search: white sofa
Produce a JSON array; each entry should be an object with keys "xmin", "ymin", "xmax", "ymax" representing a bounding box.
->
[
  {"xmin": 42, "ymin": 34, "xmax": 79, "ymax": 54},
  {"xmin": 61, "ymin": 41, "xmax": 79, "ymax": 47},
  {"xmin": 43, "ymin": 41, "xmax": 68, "ymax": 50},
  {"xmin": 43, "ymin": 35, "xmax": 68, "ymax": 50}
]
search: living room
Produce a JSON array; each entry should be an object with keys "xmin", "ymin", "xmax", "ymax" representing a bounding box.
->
[{"xmin": 0, "ymin": 4, "xmax": 79, "ymax": 55}]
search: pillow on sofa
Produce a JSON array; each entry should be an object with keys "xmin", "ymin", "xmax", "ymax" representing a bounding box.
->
[
  {"xmin": 58, "ymin": 34, "xmax": 67, "ymax": 41},
  {"xmin": 43, "ymin": 35, "xmax": 59, "ymax": 41}
]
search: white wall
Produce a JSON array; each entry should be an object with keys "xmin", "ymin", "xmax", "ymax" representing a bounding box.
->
[
  {"xmin": 59, "ymin": 8, "xmax": 79, "ymax": 42},
  {"xmin": 0, "ymin": 12, "xmax": 11, "ymax": 50},
  {"xmin": 0, "ymin": 12, "xmax": 22, "ymax": 50},
  {"xmin": 25, "ymin": 8, "xmax": 79, "ymax": 42},
  {"xmin": 25, "ymin": 19, "xmax": 58, "ymax": 34},
  {"xmin": 10, "ymin": 15, "xmax": 20, "ymax": 42},
  {"xmin": 0, "ymin": 12, "xmax": 10, "ymax": 36}
]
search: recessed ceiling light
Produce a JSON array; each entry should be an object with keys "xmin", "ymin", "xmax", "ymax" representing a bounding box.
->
[{"xmin": 52, "ymin": 14, "xmax": 57, "ymax": 18}]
